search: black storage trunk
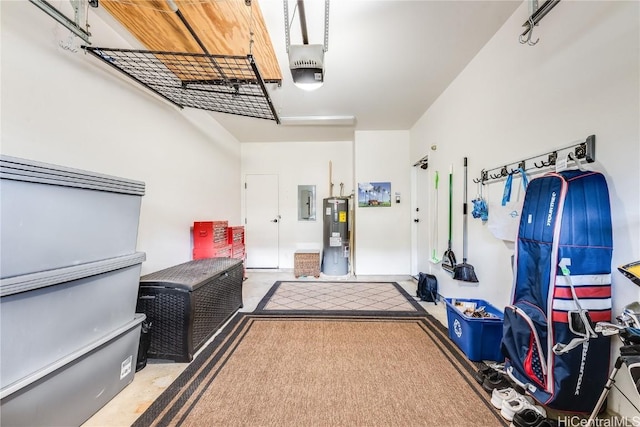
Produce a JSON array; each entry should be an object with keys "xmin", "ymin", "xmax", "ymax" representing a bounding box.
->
[{"xmin": 136, "ymin": 258, "xmax": 243, "ymax": 362}]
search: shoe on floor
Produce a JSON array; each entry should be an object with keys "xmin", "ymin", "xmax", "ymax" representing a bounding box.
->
[
  {"xmin": 510, "ymin": 408, "xmax": 546, "ymax": 427},
  {"xmin": 482, "ymin": 371, "xmax": 511, "ymax": 393},
  {"xmin": 474, "ymin": 365, "xmax": 495, "ymax": 384},
  {"xmin": 501, "ymin": 395, "xmax": 546, "ymax": 421},
  {"xmin": 491, "ymin": 387, "xmax": 532, "ymax": 409}
]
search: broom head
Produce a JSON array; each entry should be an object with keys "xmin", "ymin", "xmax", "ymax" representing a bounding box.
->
[
  {"xmin": 453, "ymin": 261, "xmax": 479, "ymax": 283},
  {"xmin": 442, "ymin": 249, "xmax": 456, "ymax": 275}
]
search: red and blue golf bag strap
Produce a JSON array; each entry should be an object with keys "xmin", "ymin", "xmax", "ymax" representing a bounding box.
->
[{"xmin": 502, "ymin": 170, "xmax": 613, "ymax": 413}]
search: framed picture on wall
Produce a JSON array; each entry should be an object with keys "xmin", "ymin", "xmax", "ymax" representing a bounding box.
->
[{"xmin": 358, "ymin": 182, "xmax": 391, "ymax": 207}]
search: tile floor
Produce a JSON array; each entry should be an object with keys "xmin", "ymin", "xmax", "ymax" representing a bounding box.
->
[
  {"xmin": 82, "ymin": 270, "xmax": 448, "ymax": 427},
  {"xmin": 260, "ymin": 281, "xmax": 421, "ymax": 311}
]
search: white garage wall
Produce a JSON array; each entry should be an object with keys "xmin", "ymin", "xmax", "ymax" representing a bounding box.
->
[
  {"xmin": 1, "ymin": 2, "xmax": 242, "ymax": 274},
  {"xmin": 241, "ymin": 132, "xmax": 414, "ymax": 276},
  {"xmin": 410, "ymin": 1, "xmax": 639, "ymax": 417},
  {"xmin": 241, "ymin": 140, "xmax": 353, "ymax": 269},
  {"xmin": 354, "ymin": 130, "xmax": 412, "ymax": 275}
]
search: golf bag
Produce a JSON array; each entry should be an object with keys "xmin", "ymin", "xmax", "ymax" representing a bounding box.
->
[
  {"xmin": 501, "ymin": 170, "xmax": 613, "ymax": 412},
  {"xmin": 625, "ymin": 349, "xmax": 640, "ymax": 397}
]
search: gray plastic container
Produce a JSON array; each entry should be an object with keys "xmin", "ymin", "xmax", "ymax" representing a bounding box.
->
[
  {"xmin": 0, "ymin": 155, "xmax": 145, "ymax": 278},
  {"xmin": 0, "ymin": 252, "xmax": 146, "ymax": 389},
  {"xmin": 0, "ymin": 314, "xmax": 145, "ymax": 427}
]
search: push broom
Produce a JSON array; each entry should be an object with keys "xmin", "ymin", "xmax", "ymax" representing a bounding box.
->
[
  {"xmin": 453, "ymin": 157, "xmax": 479, "ymax": 282},
  {"xmin": 442, "ymin": 165, "xmax": 457, "ymax": 274}
]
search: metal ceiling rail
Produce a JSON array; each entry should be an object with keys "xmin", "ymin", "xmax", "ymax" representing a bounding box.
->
[
  {"xmin": 29, "ymin": 0, "xmax": 93, "ymax": 44},
  {"xmin": 285, "ymin": 0, "xmax": 330, "ymax": 52},
  {"xmin": 520, "ymin": 0, "xmax": 561, "ymax": 45},
  {"xmin": 297, "ymin": 0, "xmax": 310, "ymax": 45},
  {"xmin": 164, "ymin": 0, "xmax": 229, "ymax": 84}
]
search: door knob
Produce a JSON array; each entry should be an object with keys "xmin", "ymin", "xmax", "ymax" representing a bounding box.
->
[
  {"xmin": 414, "ymin": 219, "xmax": 419, "ymax": 223},
  {"xmin": 271, "ymin": 218, "xmax": 278, "ymax": 223}
]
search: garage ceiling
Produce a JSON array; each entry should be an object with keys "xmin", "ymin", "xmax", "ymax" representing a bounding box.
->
[{"xmin": 97, "ymin": 0, "xmax": 522, "ymax": 142}]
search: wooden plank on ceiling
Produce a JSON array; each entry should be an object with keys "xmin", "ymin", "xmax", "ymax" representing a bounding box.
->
[{"xmin": 101, "ymin": 0, "xmax": 282, "ymax": 82}]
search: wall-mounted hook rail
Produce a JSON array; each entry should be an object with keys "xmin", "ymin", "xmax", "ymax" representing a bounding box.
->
[
  {"xmin": 534, "ymin": 151, "xmax": 557, "ymax": 168},
  {"xmin": 520, "ymin": 0, "xmax": 561, "ymax": 45},
  {"xmin": 473, "ymin": 171, "xmax": 488, "ymax": 184},
  {"xmin": 476, "ymin": 134, "xmax": 595, "ymax": 185},
  {"xmin": 412, "ymin": 154, "xmax": 429, "ymax": 170},
  {"xmin": 520, "ymin": 16, "xmax": 539, "ymax": 46},
  {"xmin": 508, "ymin": 161, "xmax": 527, "ymax": 175}
]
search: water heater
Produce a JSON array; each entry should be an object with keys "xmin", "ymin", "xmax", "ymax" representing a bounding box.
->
[{"xmin": 322, "ymin": 197, "xmax": 349, "ymax": 275}]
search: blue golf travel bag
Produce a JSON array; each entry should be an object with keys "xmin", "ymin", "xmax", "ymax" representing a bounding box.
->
[{"xmin": 501, "ymin": 169, "xmax": 613, "ymax": 412}]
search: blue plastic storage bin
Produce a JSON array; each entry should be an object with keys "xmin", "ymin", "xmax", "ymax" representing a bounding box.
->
[{"xmin": 444, "ymin": 298, "xmax": 504, "ymax": 362}]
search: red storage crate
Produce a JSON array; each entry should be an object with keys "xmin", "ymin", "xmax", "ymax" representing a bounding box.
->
[
  {"xmin": 231, "ymin": 244, "xmax": 245, "ymax": 259},
  {"xmin": 212, "ymin": 244, "xmax": 232, "ymax": 258},
  {"xmin": 193, "ymin": 245, "xmax": 214, "ymax": 260},
  {"xmin": 193, "ymin": 221, "xmax": 228, "ymax": 249},
  {"xmin": 193, "ymin": 221, "xmax": 228, "ymax": 260},
  {"xmin": 227, "ymin": 226, "xmax": 245, "ymax": 247}
]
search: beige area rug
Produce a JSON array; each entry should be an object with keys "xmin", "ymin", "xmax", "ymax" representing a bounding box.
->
[
  {"xmin": 255, "ymin": 281, "xmax": 425, "ymax": 315},
  {"xmin": 132, "ymin": 313, "xmax": 507, "ymax": 427}
]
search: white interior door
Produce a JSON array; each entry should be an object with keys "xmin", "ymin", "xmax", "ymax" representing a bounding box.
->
[
  {"xmin": 415, "ymin": 165, "xmax": 433, "ymax": 274},
  {"xmin": 245, "ymin": 174, "xmax": 279, "ymax": 268}
]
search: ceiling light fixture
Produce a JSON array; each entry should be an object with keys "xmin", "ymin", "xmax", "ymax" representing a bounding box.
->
[
  {"xmin": 279, "ymin": 115, "xmax": 356, "ymax": 126},
  {"xmin": 284, "ymin": 0, "xmax": 329, "ymax": 91}
]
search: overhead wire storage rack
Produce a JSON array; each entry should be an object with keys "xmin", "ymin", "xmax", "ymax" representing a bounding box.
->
[{"xmin": 83, "ymin": 47, "xmax": 280, "ymax": 122}]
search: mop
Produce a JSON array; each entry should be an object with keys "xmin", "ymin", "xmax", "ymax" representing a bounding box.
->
[{"xmin": 453, "ymin": 157, "xmax": 479, "ymax": 282}]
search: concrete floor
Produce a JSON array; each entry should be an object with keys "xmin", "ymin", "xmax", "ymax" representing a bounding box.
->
[{"xmin": 82, "ymin": 271, "xmax": 448, "ymax": 427}]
